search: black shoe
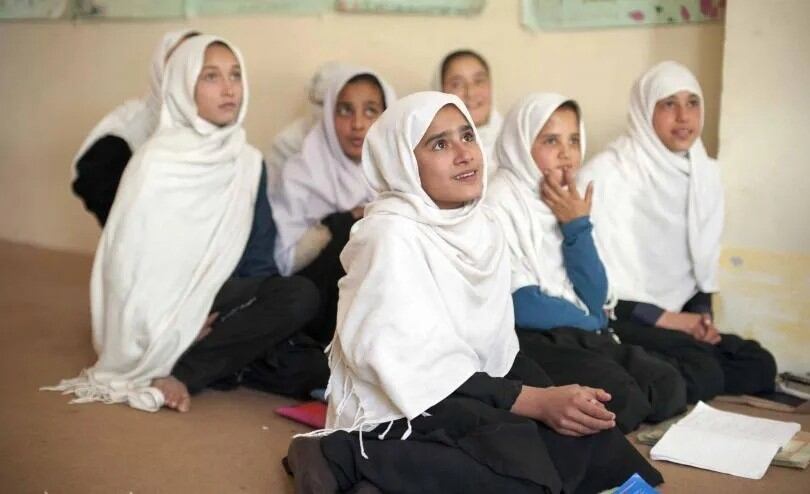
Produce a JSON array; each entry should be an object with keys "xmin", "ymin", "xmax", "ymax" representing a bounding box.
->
[{"xmin": 286, "ymin": 437, "xmax": 339, "ymax": 494}]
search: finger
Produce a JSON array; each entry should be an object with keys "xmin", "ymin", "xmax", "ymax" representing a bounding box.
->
[
  {"xmin": 584, "ymin": 182, "xmax": 594, "ymax": 208},
  {"xmin": 540, "ymin": 184, "xmax": 558, "ymax": 206},
  {"xmin": 566, "ymin": 410, "xmax": 615, "ymax": 433},
  {"xmin": 578, "ymin": 397, "xmax": 616, "ymax": 421},
  {"xmin": 543, "ymin": 171, "xmax": 568, "ymax": 200},
  {"xmin": 693, "ymin": 319, "xmax": 707, "ymax": 339},
  {"xmin": 564, "ymin": 168, "xmax": 581, "ymax": 199},
  {"xmin": 581, "ymin": 387, "xmax": 611, "ymax": 403},
  {"xmin": 543, "ymin": 184, "xmax": 566, "ymax": 206},
  {"xmin": 556, "ymin": 427, "xmax": 584, "ymax": 437},
  {"xmin": 559, "ymin": 417, "xmax": 599, "ymax": 436},
  {"xmin": 177, "ymin": 395, "xmax": 191, "ymax": 413},
  {"xmin": 593, "ymin": 388, "xmax": 612, "ymax": 403}
]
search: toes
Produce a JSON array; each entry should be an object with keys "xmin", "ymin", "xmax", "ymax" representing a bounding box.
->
[{"xmin": 177, "ymin": 394, "xmax": 191, "ymax": 413}]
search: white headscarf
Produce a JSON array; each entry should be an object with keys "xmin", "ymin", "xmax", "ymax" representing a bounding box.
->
[
  {"xmin": 578, "ymin": 61, "xmax": 724, "ymax": 312},
  {"xmin": 264, "ymin": 61, "xmax": 352, "ymax": 182},
  {"xmin": 268, "ymin": 66, "xmax": 397, "ymax": 275},
  {"xmin": 323, "ymin": 92, "xmax": 519, "ymax": 441},
  {"xmin": 45, "ymin": 36, "xmax": 263, "ymax": 412},
  {"xmin": 72, "ymin": 29, "xmax": 198, "ymax": 176},
  {"xmin": 487, "ymin": 93, "xmax": 590, "ymax": 312},
  {"xmin": 433, "ymin": 50, "xmax": 503, "ymax": 175}
]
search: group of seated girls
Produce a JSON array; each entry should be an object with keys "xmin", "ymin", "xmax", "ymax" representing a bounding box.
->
[{"xmin": 53, "ymin": 30, "xmax": 776, "ymax": 492}]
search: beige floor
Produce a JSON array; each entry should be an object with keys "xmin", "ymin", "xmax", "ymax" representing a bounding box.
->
[{"xmin": 1, "ymin": 240, "xmax": 808, "ymax": 493}]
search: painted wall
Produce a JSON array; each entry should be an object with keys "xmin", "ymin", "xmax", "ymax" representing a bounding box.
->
[
  {"xmin": 0, "ymin": 1, "xmax": 724, "ymax": 253},
  {"xmin": 715, "ymin": 0, "xmax": 810, "ymax": 374}
]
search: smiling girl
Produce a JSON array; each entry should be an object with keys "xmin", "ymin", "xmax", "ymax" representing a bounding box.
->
[
  {"xmin": 434, "ymin": 49, "xmax": 502, "ymax": 173},
  {"xmin": 284, "ymin": 92, "xmax": 662, "ymax": 494},
  {"xmin": 579, "ymin": 61, "xmax": 777, "ymax": 403}
]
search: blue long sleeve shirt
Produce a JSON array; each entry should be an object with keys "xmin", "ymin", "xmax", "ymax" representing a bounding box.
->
[
  {"xmin": 232, "ymin": 165, "xmax": 280, "ymax": 279},
  {"xmin": 513, "ymin": 216, "xmax": 608, "ymax": 331}
]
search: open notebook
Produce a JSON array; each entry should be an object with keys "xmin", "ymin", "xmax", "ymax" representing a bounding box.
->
[{"xmin": 650, "ymin": 401, "xmax": 801, "ymax": 479}]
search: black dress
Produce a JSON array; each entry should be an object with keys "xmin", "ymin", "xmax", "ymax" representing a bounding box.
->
[
  {"xmin": 72, "ymin": 135, "xmax": 132, "ymax": 226},
  {"xmin": 612, "ymin": 292, "xmax": 777, "ymax": 403},
  {"xmin": 311, "ymin": 353, "xmax": 663, "ymax": 494}
]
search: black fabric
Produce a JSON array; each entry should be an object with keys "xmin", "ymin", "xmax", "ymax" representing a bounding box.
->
[
  {"xmin": 681, "ymin": 291, "xmax": 713, "ymax": 317},
  {"xmin": 615, "ymin": 291, "xmax": 714, "ymax": 326},
  {"xmin": 297, "ymin": 211, "xmax": 357, "ymax": 343},
  {"xmin": 452, "ymin": 371, "xmax": 523, "ymax": 410},
  {"xmin": 242, "ymin": 333, "xmax": 329, "ymax": 399},
  {"xmin": 317, "ymin": 353, "xmax": 663, "ymax": 494},
  {"xmin": 611, "ymin": 318, "xmax": 777, "ymax": 403},
  {"xmin": 71, "ymin": 135, "xmax": 131, "ymax": 226},
  {"xmin": 171, "ymin": 275, "xmax": 320, "ymax": 394},
  {"xmin": 517, "ymin": 328, "xmax": 686, "ymax": 432}
]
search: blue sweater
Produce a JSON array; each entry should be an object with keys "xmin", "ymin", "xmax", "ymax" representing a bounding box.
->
[
  {"xmin": 512, "ymin": 216, "xmax": 608, "ymax": 331},
  {"xmin": 232, "ymin": 165, "xmax": 280, "ymax": 279}
]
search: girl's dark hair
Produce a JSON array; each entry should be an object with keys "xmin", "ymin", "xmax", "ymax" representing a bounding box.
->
[
  {"xmin": 557, "ymin": 100, "xmax": 581, "ymax": 122},
  {"xmin": 440, "ymin": 50, "xmax": 490, "ymax": 85},
  {"xmin": 343, "ymin": 73, "xmax": 388, "ymax": 109}
]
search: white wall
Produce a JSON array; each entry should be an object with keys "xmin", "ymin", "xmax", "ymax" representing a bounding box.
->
[
  {"xmin": 0, "ymin": 1, "xmax": 724, "ymax": 253},
  {"xmin": 715, "ymin": 0, "xmax": 810, "ymax": 373}
]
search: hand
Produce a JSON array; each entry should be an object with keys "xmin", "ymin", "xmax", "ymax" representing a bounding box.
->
[
  {"xmin": 698, "ymin": 313, "xmax": 722, "ymax": 345},
  {"xmin": 540, "ymin": 168, "xmax": 593, "ymax": 224},
  {"xmin": 351, "ymin": 206, "xmax": 365, "ymax": 220},
  {"xmin": 655, "ymin": 311, "xmax": 705, "ymax": 339},
  {"xmin": 511, "ymin": 384, "xmax": 616, "ymax": 436},
  {"xmin": 195, "ymin": 312, "xmax": 219, "ymax": 343}
]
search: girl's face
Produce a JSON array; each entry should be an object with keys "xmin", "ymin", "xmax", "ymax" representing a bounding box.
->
[
  {"xmin": 334, "ymin": 79, "xmax": 385, "ymax": 163},
  {"xmin": 194, "ymin": 43, "xmax": 243, "ymax": 127},
  {"xmin": 530, "ymin": 107, "xmax": 581, "ymax": 187},
  {"xmin": 413, "ymin": 105, "xmax": 483, "ymax": 209},
  {"xmin": 442, "ymin": 55, "xmax": 492, "ymax": 128},
  {"xmin": 652, "ymin": 90, "xmax": 702, "ymax": 153}
]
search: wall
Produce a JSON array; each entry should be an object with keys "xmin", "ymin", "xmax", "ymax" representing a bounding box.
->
[
  {"xmin": 715, "ymin": 0, "xmax": 810, "ymax": 373},
  {"xmin": 0, "ymin": 1, "xmax": 724, "ymax": 253}
]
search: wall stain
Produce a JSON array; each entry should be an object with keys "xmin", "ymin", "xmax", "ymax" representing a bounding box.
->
[{"xmin": 715, "ymin": 247, "xmax": 809, "ymax": 373}]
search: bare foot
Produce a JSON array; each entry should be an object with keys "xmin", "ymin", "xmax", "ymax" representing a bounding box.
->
[{"xmin": 152, "ymin": 376, "xmax": 191, "ymax": 412}]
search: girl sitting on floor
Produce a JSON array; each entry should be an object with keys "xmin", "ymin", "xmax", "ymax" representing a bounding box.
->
[
  {"xmin": 285, "ymin": 91, "xmax": 663, "ymax": 494},
  {"xmin": 486, "ymin": 92, "xmax": 687, "ymax": 432},
  {"xmin": 579, "ymin": 61, "xmax": 777, "ymax": 403}
]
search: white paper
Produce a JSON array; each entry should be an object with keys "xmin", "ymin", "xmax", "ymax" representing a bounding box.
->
[{"xmin": 650, "ymin": 401, "xmax": 801, "ymax": 479}]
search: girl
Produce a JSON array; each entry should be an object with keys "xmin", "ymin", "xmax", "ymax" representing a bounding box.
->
[
  {"xmin": 268, "ymin": 66, "xmax": 396, "ymax": 343},
  {"xmin": 45, "ymin": 36, "xmax": 324, "ymax": 412},
  {"xmin": 579, "ymin": 61, "xmax": 776, "ymax": 402},
  {"xmin": 72, "ymin": 29, "xmax": 199, "ymax": 226},
  {"xmin": 486, "ymin": 93, "xmax": 687, "ymax": 432},
  {"xmin": 284, "ymin": 92, "xmax": 663, "ymax": 494},
  {"xmin": 434, "ymin": 49, "xmax": 502, "ymax": 173}
]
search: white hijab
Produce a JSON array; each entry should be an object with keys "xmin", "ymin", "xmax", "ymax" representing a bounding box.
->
[
  {"xmin": 268, "ymin": 66, "xmax": 397, "ymax": 275},
  {"xmin": 45, "ymin": 36, "xmax": 263, "ymax": 412},
  {"xmin": 264, "ymin": 61, "xmax": 352, "ymax": 182},
  {"xmin": 579, "ymin": 61, "xmax": 724, "ymax": 312},
  {"xmin": 432, "ymin": 50, "xmax": 503, "ymax": 175},
  {"xmin": 72, "ymin": 29, "xmax": 197, "ymax": 176},
  {"xmin": 487, "ymin": 93, "xmax": 589, "ymax": 312},
  {"xmin": 324, "ymin": 92, "xmax": 519, "ymax": 440}
]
